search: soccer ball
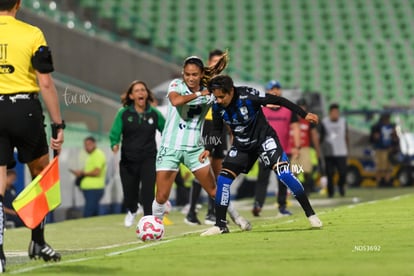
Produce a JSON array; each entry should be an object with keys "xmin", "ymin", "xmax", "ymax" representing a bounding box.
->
[{"xmin": 136, "ymin": 215, "xmax": 165, "ymax": 241}]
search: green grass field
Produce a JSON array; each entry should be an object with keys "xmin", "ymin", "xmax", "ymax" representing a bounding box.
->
[{"xmin": 5, "ymin": 187, "xmax": 414, "ymax": 275}]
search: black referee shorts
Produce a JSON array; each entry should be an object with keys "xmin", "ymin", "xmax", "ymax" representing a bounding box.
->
[{"xmin": 0, "ymin": 93, "xmax": 49, "ymax": 165}]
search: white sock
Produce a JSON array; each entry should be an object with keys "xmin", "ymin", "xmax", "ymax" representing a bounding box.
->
[
  {"xmin": 152, "ymin": 200, "xmax": 165, "ymax": 220},
  {"xmin": 227, "ymin": 201, "xmax": 240, "ymax": 221}
]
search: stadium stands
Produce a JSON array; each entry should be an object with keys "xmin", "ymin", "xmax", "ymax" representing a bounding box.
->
[{"xmin": 22, "ymin": 0, "xmax": 414, "ymax": 130}]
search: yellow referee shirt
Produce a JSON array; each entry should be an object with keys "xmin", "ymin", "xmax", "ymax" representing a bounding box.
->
[{"xmin": 0, "ymin": 15, "xmax": 47, "ymax": 94}]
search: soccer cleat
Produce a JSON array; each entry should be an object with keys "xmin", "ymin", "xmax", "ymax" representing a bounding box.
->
[
  {"xmin": 200, "ymin": 225, "xmax": 229, "ymax": 236},
  {"xmin": 204, "ymin": 213, "xmax": 216, "ymax": 225},
  {"xmin": 308, "ymin": 215, "xmax": 323, "ymax": 228},
  {"xmin": 233, "ymin": 216, "xmax": 252, "ymax": 231},
  {"xmin": 252, "ymin": 206, "xmax": 261, "ymax": 217},
  {"xmin": 279, "ymin": 208, "xmax": 293, "ymax": 216},
  {"xmin": 0, "ymin": 258, "xmax": 5, "ymax": 273},
  {"xmin": 28, "ymin": 241, "xmax": 61, "ymax": 262},
  {"xmin": 184, "ymin": 212, "xmax": 201, "ymax": 225},
  {"xmin": 124, "ymin": 211, "xmax": 137, "ymax": 228}
]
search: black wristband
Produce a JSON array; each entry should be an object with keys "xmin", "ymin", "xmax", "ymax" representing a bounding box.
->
[{"xmin": 52, "ymin": 120, "xmax": 66, "ymax": 130}]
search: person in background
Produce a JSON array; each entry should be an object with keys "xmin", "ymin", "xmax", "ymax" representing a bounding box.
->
[
  {"xmin": 369, "ymin": 113, "xmax": 399, "ymax": 187},
  {"xmin": 0, "ymin": 0, "xmax": 65, "ymax": 269},
  {"xmin": 4, "ymin": 170, "xmax": 24, "ymax": 228},
  {"xmin": 71, "ymin": 137, "xmax": 107, "ymax": 217},
  {"xmin": 252, "ymin": 80, "xmax": 300, "ymax": 217},
  {"xmin": 289, "ymin": 98, "xmax": 321, "ymax": 195},
  {"xmin": 110, "ymin": 80, "xmax": 165, "ymax": 227},
  {"xmin": 320, "ymin": 103, "xmax": 349, "ymax": 197}
]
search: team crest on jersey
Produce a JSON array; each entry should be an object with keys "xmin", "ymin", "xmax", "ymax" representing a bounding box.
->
[
  {"xmin": 239, "ymin": 106, "xmax": 248, "ymax": 116},
  {"xmin": 148, "ymin": 117, "xmax": 154, "ymax": 125},
  {"xmin": 128, "ymin": 116, "xmax": 133, "ymax": 122},
  {"xmin": 229, "ymin": 149, "xmax": 238, "ymax": 157}
]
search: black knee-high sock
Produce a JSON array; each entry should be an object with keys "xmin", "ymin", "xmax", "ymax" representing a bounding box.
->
[
  {"xmin": 207, "ymin": 197, "xmax": 215, "ymax": 215},
  {"xmin": 31, "ymin": 218, "xmax": 45, "ymax": 245},
  {"xmin": 0, "ymin": 195, "xmax": 5, "ymax": 259},
  {"xmin": 189, "ymin": 180, "xmax": 202, "ymax": 214}
]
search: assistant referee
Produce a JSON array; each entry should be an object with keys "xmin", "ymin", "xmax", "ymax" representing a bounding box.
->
[{"xmin": 0, "ymin": 0, "xmax": 64, "ymax": 271}]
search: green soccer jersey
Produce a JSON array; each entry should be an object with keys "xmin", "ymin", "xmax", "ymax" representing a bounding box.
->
[{"xmin": 160, "ymin": 79, "xmax": 211, "ymax": 150}]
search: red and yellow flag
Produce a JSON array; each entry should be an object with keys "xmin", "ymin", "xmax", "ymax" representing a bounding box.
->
[{"xmin": 12, "ymin": 157, "xmax": 61, "ymax": 229}]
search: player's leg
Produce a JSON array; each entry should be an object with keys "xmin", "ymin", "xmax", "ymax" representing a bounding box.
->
[
  {"xmin": 252, "ymin": 160, "xmax": 271, "ymax": 216},
  {"xmin": 277, "ymin": 180, "xmax": 291, "ymax": 215},
  {"xmin": 201, "ymin": 148, "xmax": 252, "ymax": 236},
  {"xmin": 325, "ymin": 156, "xmax": 336, "ymax": 197},
  {"xmin": 336, "ymin": 157, "xmax": 348, "ymax": 196},
  {"xmin": 152, "ymin": 170, "xmax": 177, "ymax": 219},
  {"xmin": 140, "ymin": 157, "xmax": 156, "ymax": 216},
  {"xmin": 120, "ymin": 161, "xmax": 140, "ymax": 226},
  {"xmin": 271, "ymin": 152, "xmax": 322, "ymax": 228},
  {"xmin": 153, "ymin": 147, "xmax": 180, "ymax": 219},
  {"xmin": 185, "ymin": 179, "xmax": 202, "ymax": 225}
]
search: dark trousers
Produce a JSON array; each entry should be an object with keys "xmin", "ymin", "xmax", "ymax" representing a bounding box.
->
[
  {"xmin": 82, "ymin": 189, "xmax": 104, "ymax": 217},
  {"xmin": 254, "ymin": 160, "xmax": 288, "ymax": 209},
  {"xmin": 119, "ymin": 158, "xmax": 155, "ymax": 216},
  {"xmin": 324, "ymin": 156, "xmax": 347, "ymax": 197}
]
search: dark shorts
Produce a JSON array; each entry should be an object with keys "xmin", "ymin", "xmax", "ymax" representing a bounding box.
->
[
  {"xmin": 222, "ymin": 135, "xmax": 286, "ymax": 175},
  {"xmin": 0, "ymin": 93, "xmax": 48, "ymax": 165},
  {"xmin": 202, "ymin": 120, "xmax": 228, "ymax": 159}
]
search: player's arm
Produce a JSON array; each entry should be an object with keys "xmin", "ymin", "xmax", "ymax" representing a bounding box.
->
[
  {"xmin": 109, "ymin": 108, "xmax": 125, "ymax": 153},
  {"xmin": 168, "ymin": 89, "xmax": 210, "ymax": 106},
  {"xmin": 33, "ymin": 46, "xmax": 64, "ymax": 151},
  {"xmin": 290, "ymin": 114, "xmax": 301, "ymax": 157},
  {"xmin": 259, "ymin": 94, "xmax": 319, "ymax": 124},
  {"xmin": 310, "ymin": 124, "xmax": 322, "ymax": 158}
]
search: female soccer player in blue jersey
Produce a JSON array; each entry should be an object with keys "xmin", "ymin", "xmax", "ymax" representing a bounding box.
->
[{"xmin": 201, "ymin": 75, "xmax": 322, "ymax": 236}]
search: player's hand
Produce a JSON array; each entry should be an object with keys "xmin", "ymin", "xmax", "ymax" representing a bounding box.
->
[
  {"xmin": 199, "ymin": 150, "xmax": 210, "ymax": 163},
  {"xmin": 50, "ymin": 128, "xmax": 64, "ymax": 153},
  {"xmin": 112, "ymin": 144, "xmax": 119, "ymax": 153},
  {"xmin": 201, "ymin": 89, "xmax": 210, "ymax": 96},
  {"xmin": 305, "ymin": 113, "xmax": 319, "ymax": 124}
]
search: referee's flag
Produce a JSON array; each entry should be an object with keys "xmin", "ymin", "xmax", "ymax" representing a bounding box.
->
[{"xmin": 12, "ymin": 157, "xmax": 61, "ymax": 229}]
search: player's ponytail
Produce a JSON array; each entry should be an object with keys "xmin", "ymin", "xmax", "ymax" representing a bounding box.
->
[{"xmin": 202, "ymin": 50, "xmax": 229, "ymax": 87}]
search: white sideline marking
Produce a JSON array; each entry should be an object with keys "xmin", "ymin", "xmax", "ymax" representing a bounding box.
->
[{"xmin": 106, "ymin": 240, "xmax": 172, "ymax": 256}]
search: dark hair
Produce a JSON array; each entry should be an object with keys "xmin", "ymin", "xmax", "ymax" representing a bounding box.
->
[
  {"xmin": 0, "ymin": 0, "xmax": 18, "ymax": 10},
  {"xmin": 207, "ymin": 75, "xmax": 234, "ymax": 94},
  {"xmin": 209, "ymin": 49, "xmax": 224, "ymax": 60},
  {"xmin": 183, "ymin": 51, "xmax": 229, "ymax": 87},
  {"xmin": 84, "ymin": 136, "xmax": 96, "ymax": 143},
  {"xmin": 329, "ymin": 103, "xmax": 339, "ymax": 111},
  {"xmin": 120, "ymin": 80, "xmax": 154, "ymax": 107}
]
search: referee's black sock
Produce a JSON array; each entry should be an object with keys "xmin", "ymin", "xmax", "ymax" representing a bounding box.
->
[
  {"xmin": 0, "ymin": 195, "xmax": 5, "ymax": 259},
  {"xmin": 189, "ymin": 180, "xmax": 202, "ymax": 214},
  {"xmin": 31, "ymin": 218, "xmax": 45, "ymax": 245}
]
